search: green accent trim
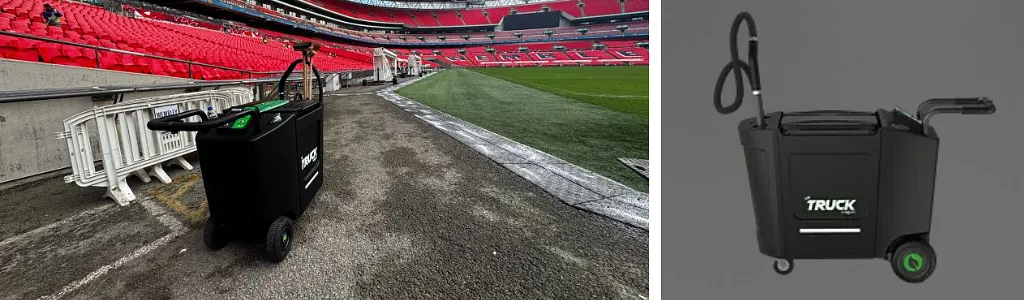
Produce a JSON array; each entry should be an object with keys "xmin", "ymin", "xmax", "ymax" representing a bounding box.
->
[
  {"xmin": 246, "ymin": 100, "xmax": 289, "ymax": 113},
  {"xmin": 231, "ymin": 115, "xmax": 251, "ymax": 129},
  {"xmin": 229, "ymin": 100, "xmax": 289, "ymax": 129},
  {"xmin": 903, "ymin": 252, "xmax": 924, "ymax": 272},
  {"xmin": 895, "ymin": 106, "xmax": 921, "ymax": 123}
]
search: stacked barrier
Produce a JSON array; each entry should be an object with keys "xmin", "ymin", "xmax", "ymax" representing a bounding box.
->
[{"xmin": 57, "ymin": 88, "xmax": 255, "ymax": 206}]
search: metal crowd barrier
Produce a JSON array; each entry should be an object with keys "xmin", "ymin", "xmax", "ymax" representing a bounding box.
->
[{"xmin": 57, "ymin": 88, "xmax": 255, "ymax": 206}]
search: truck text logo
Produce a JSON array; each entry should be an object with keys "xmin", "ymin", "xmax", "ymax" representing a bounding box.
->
[
  {"xmin": 301, "ymin": 147, "xmax": 318, "ymax": 170},
  {"xmin": 805, "ymin": 196, "xmax": 856, "ymax": 215}
]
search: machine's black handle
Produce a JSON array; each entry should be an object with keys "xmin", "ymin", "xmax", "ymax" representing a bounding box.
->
[
  {"xmin": 147, "ymin": 109, "xmax": 259, "ymax": 133},
  {"xmin": 277, "ymin": 58, "xmax": 303, "ymax": 101},
  {"xmin": 916, "ymin": 97, "xmax": 996, "ymax": 119},
  {"xmin": 917, "ymin": 97, "xmax": 996, "ymax": 136}
]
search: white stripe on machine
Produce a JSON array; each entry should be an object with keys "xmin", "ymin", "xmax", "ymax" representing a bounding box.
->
[
  {"xmin": 799, "ymin": 228, "xmax": 861, "ymax": 234},
  {"xmin": 305, "ymin": 171, "xmax": 319, "ymax": 189}
]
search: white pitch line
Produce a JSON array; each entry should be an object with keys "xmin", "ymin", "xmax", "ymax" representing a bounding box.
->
[
  {"xmin": 38, "ymin": 197, "xmax": 188, "ymax": 300},
  {"xmin": 0, "ymin": 203, "xmax": 115, "ymax": 249},
  {"xmin": 38, "ymin": 230, "xmax": 185, "ymax": 300}
]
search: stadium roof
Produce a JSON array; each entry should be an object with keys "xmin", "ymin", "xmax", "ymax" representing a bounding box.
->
[{"xmin": 344, "ymin": 0, "xmax": 565, "ymax": 10}]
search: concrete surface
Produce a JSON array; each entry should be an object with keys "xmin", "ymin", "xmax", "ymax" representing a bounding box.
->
[
  {"xmin": 379, "ymin": 76, "xmax": 649, "ymax": 230},
  {"xmin": 0, "ymin": 59, "xmax": 241, "ymax": 184},
  {"xmin": 0, "ymin": 76, "xmax": 649, "ymax": 300}
]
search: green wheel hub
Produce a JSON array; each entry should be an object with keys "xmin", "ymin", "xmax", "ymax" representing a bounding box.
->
[{"xmin": 902, "ymin": 252, "xmax": 924, "ymax": 272}]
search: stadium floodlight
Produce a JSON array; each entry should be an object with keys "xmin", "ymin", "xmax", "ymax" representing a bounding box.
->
[
  {"xmin": 542, "ymin": 6, "xmax": 550, "ymax": 12},
  {"xmin": 438, "ymin": 36, "xmax": 447, "ymax": 41},
  {"xmin": 457, "ymin": 49, "xmax": 466, "ymax": 54},
  {"xmin": 553, "ymin": 45, "xmax": 566, "ymax": 51},
  {"xmin": 486, "ymin": 48, "xmax": 495, "ymax": 54},
  {"xmin": 518, "ymin": 46, "xmax": 528, "ymax": 52},
  {"xmin": 417, "ymin": 36, "xmax": 426, "ymax": 41},
  {"xmin": 461, "ymin": 35, "xmax": 470, "ymax": 40},
  {"xmin": 487, "ymin": 34, "xmax": 495, "ymax": 40},
  {"xmin": 637, "ymin": 41, "xmax": 649, "ymax": 48},
  {"xmin": 577, "ymin": 28, "xmax": 588, "ymax": 35},
  {"xmin": 544, "ymin": 30, "xmax": 554, "ymax": 37},
  {"xmin": 514, "ymin": 32, "xmax": 523, "ymax": 38},
  {"xmin": 617, "ymin": 25, "xmax": 629, "ymax": 33}
]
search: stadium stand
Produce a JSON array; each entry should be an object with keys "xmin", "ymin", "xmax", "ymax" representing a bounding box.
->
[
  {"xmin": 580, "ymin": 0, "xmax": 623, "ymax": 16},
  {"xmin": 0, "ymin": 0, "xmax": 372, "ymax": 80},
  {"xmin": 377, "ymin": 20, "xmax": 648, "ymax": 44},
  {"xmin": 2, "ymin": 0, "xmax": 648, "ymax": 73},
  {"xmin": 313, "ymin": 0, "xmax": 647, "ymax": 27}
]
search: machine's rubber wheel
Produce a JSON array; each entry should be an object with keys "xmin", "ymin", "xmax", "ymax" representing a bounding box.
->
[
  {"xmin": 265, "ymin": 216, "xmax": 295, "ymax": 263},
  {"xmin": 890, "ymin": 240, "xmax": 936, "ymax": 283},
  {"xmin": 203, "ymin": 218, "xmax": 229, "ymax": 250},
  {"xmin": 392, "ymin": 78, "xmax": 399, "ymax": 84},
  {"xmin": 362, "ymin": 79, "xmax": 367, "ymax": 86},
  {"xmin": 773, "ymin": 258, "xmax": 794, "ymax": 275}
]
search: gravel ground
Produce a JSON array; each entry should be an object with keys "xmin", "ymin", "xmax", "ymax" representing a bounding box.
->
[{"xmin": 1, "ymin": 79, "xmax": 649, "ymax": 300}]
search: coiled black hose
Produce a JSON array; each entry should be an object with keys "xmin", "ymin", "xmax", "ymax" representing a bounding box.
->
[{"xmin": 713, "ymin": 12, "xmax": 766, "ymax": 127}]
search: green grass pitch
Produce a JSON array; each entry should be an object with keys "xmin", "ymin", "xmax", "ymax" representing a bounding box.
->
[
  {"xmin": 395, "ymin": 67, "xmax": 649, "ymax": 192},
  {"xmin": 474, "ymin": 66, "xmax": 649, "ymax": 119}
]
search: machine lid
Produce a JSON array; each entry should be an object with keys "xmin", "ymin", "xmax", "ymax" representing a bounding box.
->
[
  {"xmin": 273, "ymin": 99, "xmax": 320, "ymax": 113},
  {"xmin": 780, "ymin": 110, "xmax": 879, "ymax": 136}
]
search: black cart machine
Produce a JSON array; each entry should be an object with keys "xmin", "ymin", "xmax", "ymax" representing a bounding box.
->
[
  {"xmin": 147, "ymin": 42, "xmax": 326, "ymax": 262},
  {"xmin": 713, "ymin": 12, "xmax": 997, "ymax": 283}
]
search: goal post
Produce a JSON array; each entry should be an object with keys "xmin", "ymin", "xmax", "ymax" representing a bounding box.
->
[
  {"xmin": 407, "ymin": 54, "xmax": 422, "ymax": 76},
  {"xmin": 373, "ymin": 47, "xmax": 398, "ymax": 82}
]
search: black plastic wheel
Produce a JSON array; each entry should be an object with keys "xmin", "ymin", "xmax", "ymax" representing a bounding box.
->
[
  {"xmin": 264, "ymin": 216, "xmax": 295, "ymax": 263},
  {"xmin": 361, "ymin": 79, "xmax": 367, "ymax": 86},
  {"xmin": 773, "ymin": 258, "xmax": 793, "ymax": 275},
  {"xmin": 392, "ymin": 78, "xmax": 399, "ymax": 84},
  {"xmin": 203, "ymin": 218, "xmax": 229, "ymax": 250},
  {"xmin": 890, "ymin": 240, "xmax": 937, "ymax": 283}
]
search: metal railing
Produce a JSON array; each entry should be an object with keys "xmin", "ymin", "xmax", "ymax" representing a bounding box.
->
[{"xmin": 0, "ymin": 76, "xmax": 294, "ymax": 104}]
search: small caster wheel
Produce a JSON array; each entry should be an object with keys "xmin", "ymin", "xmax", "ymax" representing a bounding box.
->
[
  {"xmin": 362, "ymin": 79, "xmax": 367, "ymax": 86},
  {"xmin": 891, "ymin": 240, "xmax": 936, "ymax": 283},
  {"xmin": 773, "ymin": 258, "xmax": 793, "ymax": 275},
  {"xmin": 392, "ymin": 78, "xmax": 399, "ymax": 84},
  {"xmin": 203, "ymin": 218, "xmax": 229, "ymax": 250},
  {"xmin": 265, "ymin": 216, "xmax": 295, "ymax": 263}
]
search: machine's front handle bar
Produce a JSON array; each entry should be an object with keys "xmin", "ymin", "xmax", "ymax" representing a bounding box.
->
[
  {"xmin": 916, "ymin": 97, "xmax": 996, "ymax": 119},
  {"xmin": 276, "ymin": 58, "xmax": 304, "ymax": 101},
  {"xmin": 918, "ymin": 97, "xmax": 996, "ymax": 136},
  {"xmin": 147, "ymin": 109, "xmax": 260, "ymax": 133},
  {"xmin": 276, "ymin": 58, "xmax": 324, "ymax": 104}
]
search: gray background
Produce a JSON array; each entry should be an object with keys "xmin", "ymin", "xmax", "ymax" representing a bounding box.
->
[{"xmin": 665, "ymin": 0, "xmax": 1024, "ymax": 298}]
